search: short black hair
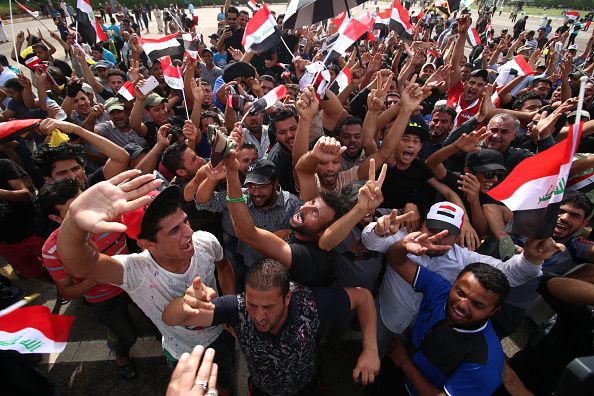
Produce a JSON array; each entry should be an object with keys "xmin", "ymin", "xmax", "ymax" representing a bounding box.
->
[
  {"xmin": 246, "ymin": 258, "xmax": 290, "ymax": 297},
  {"xmin": 431, "ymin": 104, "xmax": 457, "ymax": 121},
  {"xmin": 91, "ymin": 44, "xmax": 104, "ymax": 53},
  {"xmin": 200, "ymin": 110, "xmax": 220, "ymax": 124},
  {"xmin": 458, "ymin": 263, "xmax": 510, "ymax": 306},
  {"xmin": 269, "ymin": 105, "xmax": 298, "ymax": 136},
  {"xmin": 319, "ymin": 191, "xmax": 350, "ymax": 224},
  {"xmin": 333, "ymin": 116, "xmax": 363, "ymax": 137},
  {"xmin": 4, "ymin": 78, "xmax": 23, "ymax": 92},
  {"xmin": 561, "ymin": 191, "xmax": 593, "ymax": 219},
  {"xmin": 106, "ymin": 69, "xmax": 126, "ymax": 80},
  {"xmin": 36, "ymin": 178, "xmax": 81, "ymax": 218},
  {"xmin": 239, "ymin": 10, "xmax": 249, "ymax": 17},
  {"xmin": 530, "ymin": 77, "xmax": 552, "ymax": 88},
  {"xmin": 240, "ymin": 142, "xmax": 257, "ymax": 151},
  {"xmin": 259, "ymin": 74, "xmax": 276, "ymax": 84},
  {"xmin": 227, "ymin": 6, "xmax": 239, "ymax": 15},
  {"xmin": 161, "ymin": 142, "xmax": 188, "ymax": 174},
  {"xmin": 32, "ymin": 43, "xmax": 48, "ymax": 52},
  {"xmin": 33, "ymin": 143, "xmax": 85, "ymax": 178},
  {"xmin": 513, "ymin": 92, "xmax": 542, "ymax": 110}
]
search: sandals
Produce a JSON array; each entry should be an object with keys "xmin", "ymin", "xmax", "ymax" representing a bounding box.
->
[{"xmin": 116, "ymin": 361, "xmax": 137, "ymax": 380}]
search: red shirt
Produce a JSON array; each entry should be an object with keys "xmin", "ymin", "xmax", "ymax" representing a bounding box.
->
[
  {"xmin": 447, "ymin": 81, "xmax": 482, "ymax": 128},
  {"xmin": 42, "ymin": 228, "xmax": 127, "ymax": 303}
]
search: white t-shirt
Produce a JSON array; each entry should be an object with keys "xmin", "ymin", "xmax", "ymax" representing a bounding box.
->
[{"xmin": 113, "ymin": 231, "xmax": 224, "ymax": 359}]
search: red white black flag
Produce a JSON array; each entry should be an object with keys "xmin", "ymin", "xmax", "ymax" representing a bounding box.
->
[
  {"xmin": 390, "ymin": 0, "xmax": 414, "ymax": 40},
  {"xmin": 488, "ymin": 123, "xmax": 583, "ymax": 238},
  {"xmin": 242, "ymin": 4, "xmax": 282, "ymax": 54},
  {"xmin": 76, "ymin": 0, "xmax": 107, "ymax": 44}
]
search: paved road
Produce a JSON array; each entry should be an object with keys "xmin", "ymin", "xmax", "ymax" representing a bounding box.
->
[{"xmin": 2, "ymin": 3, "xmax": 560, "ymax": 395}]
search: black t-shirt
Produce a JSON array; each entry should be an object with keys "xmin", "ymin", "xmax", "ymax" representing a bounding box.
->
[
  {"xmin": 223, "ymin": 28, "xmax": 245, "ymax": 52},
  {"xmin": 173, "ymin": 178, "xmax": 223, "ymax": 242},
  {"xmin": 288, "ymin": 235, "xmax": 334, "ymax": 287},
  {"xmin": 0, "ymin": 159, "xmax": 35, "ymax": 243},
  {"xmin": 145, "ymin": 116, "xmax": 184, "ymax": 149},
  {"xmin": 266, "ymin": 143, "xmax": 297, "ymax": 195},
  {"xmin": 380, "ymin": 160, "xmax": 433, "ymax": 210}
]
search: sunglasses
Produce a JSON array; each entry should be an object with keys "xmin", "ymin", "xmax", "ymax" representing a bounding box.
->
[{"xmin": 481, "ymin": 170, "xmax": 506, "ymax": 180}]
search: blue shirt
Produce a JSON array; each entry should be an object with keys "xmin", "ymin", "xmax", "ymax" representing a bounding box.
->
[
  {"xmin": 407, "ymin": 266, "xmax": 504, "ymax": 396},
  {"xmin": 102, "ymin": 49, "xmax": 117, "ymax": 65},
  {"xmin": 212, "ymin": 75, "xmax": 225, "ymax": 111}
]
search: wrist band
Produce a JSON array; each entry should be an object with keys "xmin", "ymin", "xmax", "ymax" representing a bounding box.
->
[{"xmin": 226, "ymin": 194, "xmax": 248, "ymax": 203}]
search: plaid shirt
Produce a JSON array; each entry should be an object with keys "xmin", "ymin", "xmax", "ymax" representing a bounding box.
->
[{"xmin": 195, "ymin": 188, "xmax": 302, "ymax": 266}]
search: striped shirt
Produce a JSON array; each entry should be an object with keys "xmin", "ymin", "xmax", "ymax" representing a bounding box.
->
[{"xmin": 42, "ymin": 228, "xmax": 126, "ymax": 303}]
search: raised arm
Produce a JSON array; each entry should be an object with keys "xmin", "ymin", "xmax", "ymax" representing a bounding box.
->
[
  {"xmin": 40, "ymin": 119, "xmax": 130, "ymax": 179},
  {"xmin": 448, "ymin": 15, "xmax": 471, "ymax": 89},
  {"xmin": 225, "ymin": 136, "xmax": 293, "ymax": 268},
  {"xmin": 129, "ymin": 80, "xmax": 150, "ymax": 137},
  {"xmin": 57, "ymin": 170, "xmax": 162, "ymax": 284},
  {"xmin": 295, "ymin": 136, "xmax": 345, "ymax": 201},
  {"xmin": 292, "ymin": 86, "xmax": 319, "ymax": 168},
  {"xmin": 318, "ymin": 160, "xmax": 386, "ymax": 251}
]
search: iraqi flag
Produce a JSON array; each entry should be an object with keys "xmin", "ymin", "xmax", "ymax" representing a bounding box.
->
[
  {"xmin": 247, "ymin": 0, "xmax": 260, "ymax": 13},
  {"xmin": 488, "ymin": 123, "xmax": 583, "ymax": 239},
  {"xmin": 76, "ymin": 0, "xmax": 108, "ymax": 44},
  {"xmin": 325, "ymin": 11, "xmax": 375, "ymax": 62},
  {"xmin": 16, "ymin": 1, "xmax": 39, "ymax": 19},
  {"xmin": 0, "ymin": 306, "xmax": 74, "ymax": 354},
  {"xmin": 0, "ymin": 119, "xmax": 41, "ymax": 144},
  {"xmin": 494, "ymin": 55, "xmax": 534, "ymax": 87},
  {"xmin": 159, "ymin": 56, "xmax": 184, "ymax": 91},
  {"xmin": 242, "ymin": 4, "xmax": 282, "ymax": 54},
  {"xmin": 248, "ymin": 85, "xmax": 287, "ymax": 115},
  {"xmin": 299, "ymin": 61, "xmax": 332, "ymax": 99},
  {"xmin": 429, "ymin": 0, "xmax": 461, "ymax": 17},
  {"xmin": 333, "ymin": 11, "xmax": 349, "ymax": 34},
  {"xmin": 390, "ymin": 0, "xmax": 414, "ymax": 40},
  {"xmin": 566, "ymin": 11, "xmax": 580, "ymax": 21},
  {"xmin": 140, "ymin": 33, "xmax": 184, "ymax": 63},
  {"xmin": 328, "ymin": 65, "xmax": 352, "ymax": 95},
  {"xmin": 467, "ymin": 27, "xmax": 481, "ymax": 47},
  {"xmin": 373, "ymin": 8, "xmax": 392, "ymax": 29},
  {"xmin": 117, "ymin": 81, "xmax": 136, "ymax": 102}
]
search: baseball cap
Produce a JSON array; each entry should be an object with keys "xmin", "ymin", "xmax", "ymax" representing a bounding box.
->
[
  {"xmin": 426, "ymin": 201, "xmax": 464, "ymax": 237},
  {"xmin": 222, "ymin": 61, "xmax": 256, "ymax": 83},
  {"xmin": 81, "ymin": 82, "xmax": 94, "ymax": 95},
  {"xmin": 123, "ymin": 143, "xmax": 147, "ymax": 161},
  {"xmin": 403, "ymin": 122, "xmax": 430, "ymax": 142},
  {"xmin": 465, "ymin": 149, "xmax": 507, "ymax": 173},
  {"xmin": 202, "ymin": 48, "xmax": 213, "ymax": 56},
  {"xmin": 94, "ymin": 60, "xmax": 113, "ymax": 69},
  {"xmin": 208, "ymin": 33, "xmax": 220, "ymax": 40},
  {"xmin": 244, "ymin": 159, "xmax": 278, "ymax": 185},
  {"xmin": 144, "ymin": 93, "xmax": 168, "ymax": 109},
  {"xmin": 568, "ymin": 110, "xmax": 591, "ymax": 122},
  {"xmin": 469, "ymin": 69, "xmax": 489, "ymax": 82},
  {"xmin": 341, "ymin": 180, "xmax": 366, "ymax": 204},
  {"xmin": 568, "ymin": 44, "xmax": 578, "ymax": 51},
  {"xmin": 104, "ymin": 97, "xmax": 125, "ymax": 113},
  {"xmin": 121, "ymin": 185, "xmax": 181, "ymax": 240},
  {"xmin": 570, "ymin": 71, "xmax": 585, "ymax": 79}
]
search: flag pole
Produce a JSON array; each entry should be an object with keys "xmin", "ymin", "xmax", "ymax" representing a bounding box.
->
[
  {"xmin": 15, "ymin": 1, "xmax": 52, "ymax": 31},
  {"xmin": 167, "ymin": 9, "xmax": 186, "ymax": 33},
  {"xmin": 572, "ymin": 76, "xmax": 589, "ymax": 148},
  {"xmin": 8, "ymin": 0, "xmax": 20, "ymax": 69},
  {"xmin": 279, "ymin": 35, "xmax": 296, "ymax": 61},
  {"xmin": 0, "ymin": 293, "xmax": 40, "ymax": 318},
  {"xmin": 178, "ymin": 65, "xmax": 190, "ymax": 120}
]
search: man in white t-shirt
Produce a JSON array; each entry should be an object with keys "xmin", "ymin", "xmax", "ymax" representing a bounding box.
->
[{"xmin": 55, "ymin": 172, "xmax": 236, "ymax": 394}]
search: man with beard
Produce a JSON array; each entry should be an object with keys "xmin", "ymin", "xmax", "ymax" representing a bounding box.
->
[
  {"xmin": 195, "ymin": 159, "xmax": 302, "ymax": 289},
  {"xmin": 334, "ymin": 116, "xmax": 375, "ymax": 171},
  {"xmin": 58, "ymin": 174, "xmax": 236, "ymax": 395},
  {"xmin": 216, "ymin": 6, "xmax": 245, "ymax": 53},
  {"xmin": 265, "ymin": 105, "xmax": 299, "ymax": 194},
  {"xmin": 488, "ymin": 191, "xmax": 594, "ymax": 337},
  {"xmin": 361, "ymin": 201, "xmax": 561, "ymax": 356},
  {"xmin": 419, "ymin": 105, "xmax": 456, "ymax": 160},
  {"xmin": 95, "ymin": 97, "xmax": 148, "ymax": 148},
  {"xmin": 225, "ymin": 142, "xmax": 350, "ymax": 287},
  {"xmin": 163, "ymin": 258, "xmax": 380, "ymax": 395},
  {"xmin": 242, "ymin": 111, "xmax": 269, "ymax": 159}
]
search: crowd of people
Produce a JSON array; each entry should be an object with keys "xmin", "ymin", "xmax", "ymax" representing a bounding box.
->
[{"xmin": 2, "ymin": 1, "xmax": 594, "ymax": 395}]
